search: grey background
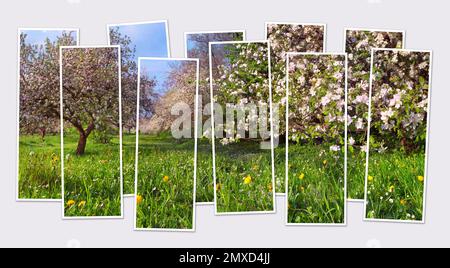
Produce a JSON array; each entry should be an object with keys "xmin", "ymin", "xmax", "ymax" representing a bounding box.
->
[{"xmin": 0, "ymin": 0, "xmax": 448, "ymax": 248}]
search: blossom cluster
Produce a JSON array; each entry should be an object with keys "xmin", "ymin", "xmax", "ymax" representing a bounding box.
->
[
  {"xmin": 345, "ymin": 30, "xmax": 404, "ymax": 151},
  {"xmin": 370, "ymin": 50, "xmax": 430, "ymax": 152},
  {"xmin": 267, "ymin": 24, "xmax": 325, "ymax": 105},
  {"xmin": 287, "ymin": 54, "xmax": 346, "ymax": 148},
  {"xmin": 211, "ymin": 42, "xmax": 271, "ymax": 143}
]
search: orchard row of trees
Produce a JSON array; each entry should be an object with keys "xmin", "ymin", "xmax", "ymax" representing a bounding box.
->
[{"xmin": 20, "ymin": 30, "xmax": 159, "ymax": 156}]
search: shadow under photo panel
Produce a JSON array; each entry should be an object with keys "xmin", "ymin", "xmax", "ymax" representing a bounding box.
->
[
  {"xmin": 108, "ymin": 20, "xmax": 170, "ymax": 196},
  {"xmin": 286, "ymin": 53, "xmax": 347, "ymax": 225},
  {"xmin": 17, "ymin": 28, "xmax": 79, "ymax": 201},
  {"xmin": 266, "ymin": 22, "xmax": 326, "ymax": 195},
  {"xmin": 364, "ymin": 49, "xmax": 432, "ymax": 223},
  {"xmin": 344, "ymin": 28, "xmax": 405, "ymax": 201},
  {"xmin": 185, "ymin": 31, "xmax": 245, "ymax": 204},
  {"xmin": 60, "ymin": 46, "xmax": 123, "ymax": 219},
  {"xmin": 135, "ymin": 58, "xmax": 198, "ymax": 231},
  {"xmin": 209, "ymin": 41, "xmax": 276, "ymax": 215}
]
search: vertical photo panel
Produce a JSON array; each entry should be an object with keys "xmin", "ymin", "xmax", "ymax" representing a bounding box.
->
[
  {"xmin": 108, "ymin": 21, "xmax": 170, "ymax": 196},
  {"xmin": 365, "ymin": 49, "xmax": 432, "ymax": 223},
  {"xmin": 60, "ymin": 46, "xmax": 122, "ymax": 218},
  {"xmin": 345, "ymin": 29, "xmax": 404, "ymax": 201},
  {"xmin": 266, "ymin": 22, "xmax": 326, "ymax": 194},
  {"xmin": 185, "ymin": 31, "xmax": 245, "ymax": 204},
  {"xmin": 17, "ymin": 28, "xmax": 79, "ymax": 201},
  {"xmin": 210, "ymin": 41, "xmax": 276, "ymax": 215},
  {"xmin": 135, "ymin": 58, "xmax": 198, "ymax": 231},
  {"xmin": 286, "ymin": 53, "xmax": 347, "ymax": 225}
]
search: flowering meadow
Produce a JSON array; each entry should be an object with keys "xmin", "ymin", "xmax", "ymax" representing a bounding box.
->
[
  {"xmin": 18, "ymin": 29, "xmax": 77, "ymax": 200},
  {"xmin": 267, "ymin": 23, "xmax": 325, "ymax": 193},
  {"xmin": 61, "ymin": 47, "xmax": 122, "ymax": 217},
  {"xmin": 62, "ymin": 131, "xmax": 122, "ymax": 217},
  {"xmin": 186, "ymin": 32, "xmax": 244, "ymax": 203},
  {"xmin": 211, "ymin": 42, "xmax": 275, "ymax": 213},
  {"xmin": 287, "ymin": 53, "xmax": 346, "ymax": 224},
  {"xmin": 365, "ymin": 49, "xmax": 431, "ymax": 222},
  {"xmin": 135, "ymin": 59, "xmax": 197, "ymax": 230},
  {"xmin": 345, "ymin": 30, "xmax": 404, "ymax": 200}
]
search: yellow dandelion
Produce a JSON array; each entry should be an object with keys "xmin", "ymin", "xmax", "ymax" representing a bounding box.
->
[
  {"xmin": 243, "ymin": 175, "xmax": 252, "ymax": 185},
  {"xmin": 51, "ymin": 154, "xmax": 59, "ymax": 165},
  {"xmin": 298, "ymin": 173, "xmax": 305, "ymax": 180},
  {"xmin": 163, "ymin": 175, "xmax": 170, "ymax": 183},
  {"xmin": 417, "ymin": 176, "xmax": 424, "ymax": 182},
  {"xmin": 78, "ymin": 201, "xmax": 86, "ymax": 208},
  {"xmin": 368, "ymin": 176, "xmax": 374, "ymax": 182},
  {"xmin": 323, "ymin": 160, "xmax": 328, "ymax": 166},
  {"xmin": 216, "ymin": 183, "xmax": 222, "ymax": 191},
  {"xmin": 66, "ymin": 200, "xmax": 75, "ymax": 207},
  {"xmin": 136, "ymin": 195, "xmax": 143, "ymax": 205},
  {"xmin": 389, "ymin": 185, "xmax": 395, "ymax": 193},
  {"xmin": 400, "ymin": 199, "xmax": 407, "ymax": 206}
]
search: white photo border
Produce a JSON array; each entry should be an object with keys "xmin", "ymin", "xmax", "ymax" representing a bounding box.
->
[
  {"xmin": 59, "ymin": 45, "xmax": 124, "ymax": 220},
  {"xmin": 16, "ymin": 28, "xmax": 80, "ymax": 203},
  {"xmin": 209, "ymin": 40, "xmax": 277, "ymax": 216},
  {"xmin": 285, "ymin": 52, "xmax": 348, "ymax": 226}
]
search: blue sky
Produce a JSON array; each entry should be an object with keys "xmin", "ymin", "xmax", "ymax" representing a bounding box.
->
[
  {"xmin": 140, "ymin": 59, "xmax": 181, "ymax": 95},
  {"xmin": 110, "ymin": 22, "xmax": 169, "ymax": 62},
  {"xmin": 21, "ymin": 29, "xmax": 77, "ymax": 46}
]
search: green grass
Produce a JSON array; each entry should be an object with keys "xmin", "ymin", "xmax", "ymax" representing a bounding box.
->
[
  {"xmin": 196, "ymin": 139, "xmax": 214, "ymax": 203},
  {"xmin": 136, "ymin": 133, "xmax": 195, "ymax": 230},
  {"xmin": 347, "ymin": 149, "xmax": 367, "ymax": 200},
  {"xmin": 274, "ymin": 146, "xmax": 286, "ymax": 194},
  {"xmin": 18, "ymin": 135, "xmax": 62, "ymax": 199},
  {"xmin": 287, "ymin": 144, "xmax": 345, "ymax": 224},
  {"xmin": 365, "ymin": 150, "xmax": 425, "ymax": 221},
  {"xmin": 63, "ymin": 130, "xmax": 121, "ymax": 217},
  {"xmin": 215, "ymin": 140, "xmax": 274, "ymax": 213},
  {"xmin": 122, "ymin": 134, "xmax": 136, "ymax": 195}
]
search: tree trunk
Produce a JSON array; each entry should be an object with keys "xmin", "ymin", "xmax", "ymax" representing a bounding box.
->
[
  {"xmin": 40, "ymin": 128, "xmax": 46, "ymax": 142},
  {"xmin": 71, "ymin": 121, "xmax": 95, "ymax": 156},
  {"xmin": 76, "ymin": 133, "xmax": 87, "ymax": 156}
]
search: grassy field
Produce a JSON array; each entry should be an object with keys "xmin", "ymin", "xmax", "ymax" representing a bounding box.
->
[
  {"xmin": 18, "ymin": 135, "xmax": 62, "ymax": 199},
  {"xmin": 135, "ymin": 133, "xmax": 195, "ymax": 230},
  {"xmin": 122, "ymin": 134, "xmax": 137, "ymax": 195},
  {"xmin": 274, "ymin": 145, "xmax": 286, "ymax": 194},
  {"xmin": 215, "ymin": 140, "xmax": 274, "ymax": 213},
  {"xmin": 63, "ymin": 130, "xmax": 121, "ymax": 217},
  {"xmin": 347, "ymin": 149, "xmax": 367, "ymax": 200},
  {"xmin": 287, "ymin": 144, "xmax": 345, "ymax": 224},
  {"xmin": 196, "ymin": 139, "xmax": 214, "ymax": 203},
  {"xmin": 365, "ymin": 150, "xmax": 425, "ymax": 221}
]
